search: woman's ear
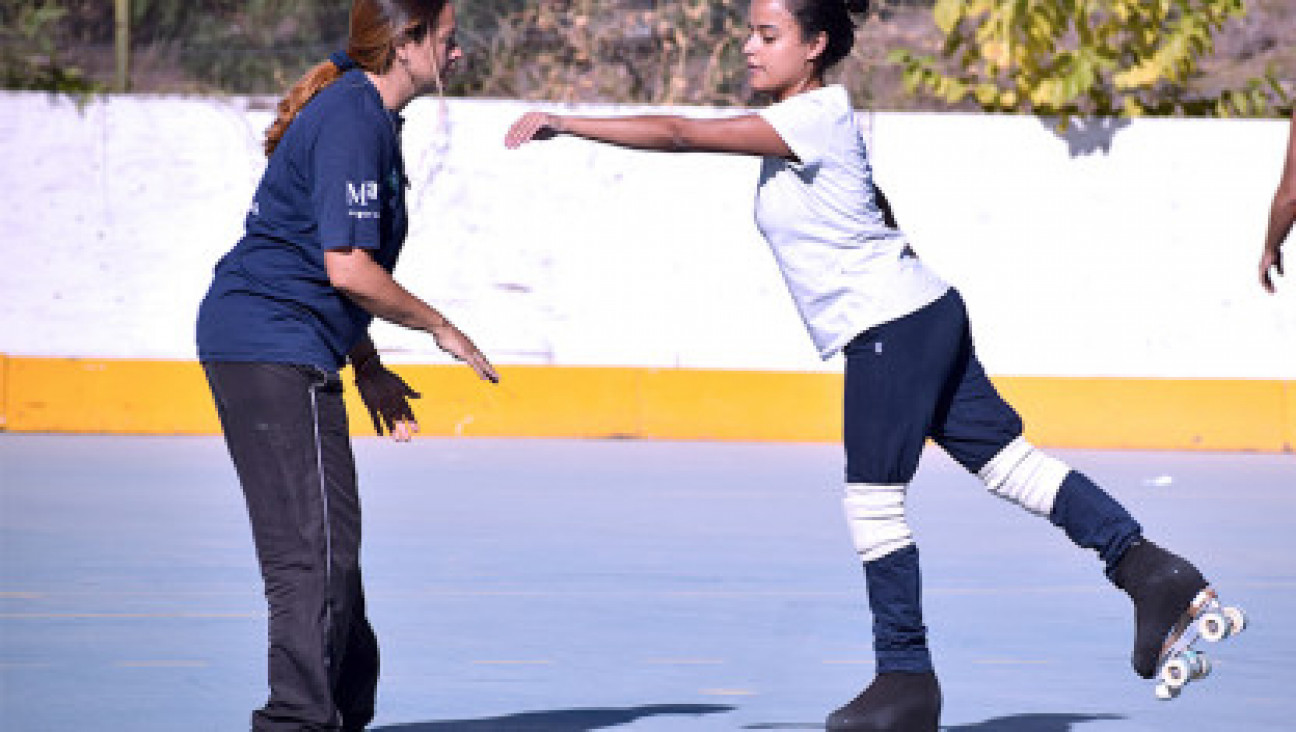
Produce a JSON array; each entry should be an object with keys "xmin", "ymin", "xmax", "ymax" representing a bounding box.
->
[
  {"xmin": 805, "ymin": 30, "xmax": 828, "ymax": 66},
  {"xmin": 393, "ymin": 38, "xmax": 412, "ymax": 67}
]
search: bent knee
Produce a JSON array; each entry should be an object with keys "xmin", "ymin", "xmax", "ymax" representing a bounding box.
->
[{"xmin": 977, "ymin": 436, "xmax": 1069, "ymax": 516}]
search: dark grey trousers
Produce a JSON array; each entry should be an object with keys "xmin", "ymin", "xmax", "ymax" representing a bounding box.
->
[{"xmin": 204, "ymin": 362, "xmax": 378, "ymax": 732}]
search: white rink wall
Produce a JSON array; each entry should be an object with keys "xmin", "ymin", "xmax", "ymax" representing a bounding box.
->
[{"xmin": 0, "ymin": 91, "xmax": 1292, "ymax": 378}]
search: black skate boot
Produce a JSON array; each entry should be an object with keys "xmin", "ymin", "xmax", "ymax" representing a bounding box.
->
[
  {"xmin": 1112, "ymin": 539, "xmax": 1209, "ymax": 679},
  {"xmin": 825, "ymin": 671, "xmax": 941, "ymax": 732}
]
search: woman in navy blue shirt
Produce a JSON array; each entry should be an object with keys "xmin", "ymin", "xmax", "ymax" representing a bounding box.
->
[{"xmin": 197, "ymin": 2, "xmax": 495, "ymax": 729}]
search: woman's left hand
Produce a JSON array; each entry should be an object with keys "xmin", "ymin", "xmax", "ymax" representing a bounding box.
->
[
  {"xmin": 354, "ymin": 362, "xmax": 422, "ymax": 442},
  {"xmin": 431, "ymin": 323, "xmax": 500, "ymax": 384},
  {"xmin": 505, "ymin": 112, "xmax": 562, "ymax": 149}
]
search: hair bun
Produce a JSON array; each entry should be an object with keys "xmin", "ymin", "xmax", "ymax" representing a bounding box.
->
[{"xmin": 845, "ymin": 0, "xmax": 869, "ymax": 14}]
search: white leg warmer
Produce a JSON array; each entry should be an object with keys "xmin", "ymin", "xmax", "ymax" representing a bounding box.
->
[
  {"xmin": 843, "ymin": 483, "xmax": 914, "ymax": 563},
  {"xmin": 976, "ymin": 436, "xmax": 1070, "ymax": 517}
]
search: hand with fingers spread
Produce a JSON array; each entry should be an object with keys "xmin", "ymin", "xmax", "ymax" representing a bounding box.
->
[
  {"xmin": 505, "ymin": 112, "xmax": 563, "ymax": 149},
  {"xmin": 353, "ymin": 356, "xmax": 422, "ymax": 442},
  {"xmin": 431, "ymin": 322, "xmax": 499, "ymax": 383}
]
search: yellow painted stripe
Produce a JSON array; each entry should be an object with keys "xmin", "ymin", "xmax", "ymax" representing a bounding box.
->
[
  {"xmin": 3, "ymin": 357, "xmax": 221, "ymax": 435},
  {"xmin": 995, "ymin": 377, "xmax": 1296, "ymax": 452},
  {"xmin": 0, "ymin": 356, "xmax": 1290, "ymax": 452},
  {"xmin": 0, "ymin": 353, "xmax": 8, "ymax": 430}
]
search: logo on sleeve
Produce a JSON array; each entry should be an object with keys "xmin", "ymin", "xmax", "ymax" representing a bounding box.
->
[
  {"xmin": 346, "ymin": 180, "xmax": 381, "ymax": 219},
  {"xmin": 347, "ymin": 180, "xmax": 379, "ymax": 206}
]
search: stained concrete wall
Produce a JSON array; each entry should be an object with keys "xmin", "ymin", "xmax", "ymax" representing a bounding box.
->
[{"xmin": 1, "ymin": 91, "xmax": 1292, "ymax": 378}]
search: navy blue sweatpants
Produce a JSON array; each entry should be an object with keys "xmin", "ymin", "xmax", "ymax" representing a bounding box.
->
[{"xmin": 842, "ymin": 289, "xmax": 1141, "ymax": 673}]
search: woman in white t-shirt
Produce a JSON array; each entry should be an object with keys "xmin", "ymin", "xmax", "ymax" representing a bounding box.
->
[{"xmin": 507, "ymin": 1, "xmax": 1220, "ymax": 729}]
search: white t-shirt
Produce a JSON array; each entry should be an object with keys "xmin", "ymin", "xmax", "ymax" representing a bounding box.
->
[{"xmin": 755, "ymin": 85, "xmax": 948, "ymax": 359}]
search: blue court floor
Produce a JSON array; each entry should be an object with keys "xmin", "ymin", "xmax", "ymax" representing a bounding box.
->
[{"xmin": 2, "ymin": 434, "xmax": 1293, "ymax": 731}]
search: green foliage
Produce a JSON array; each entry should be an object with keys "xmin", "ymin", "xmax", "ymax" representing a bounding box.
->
[
  {"xmin": 888, "ymin": 0, "xmax": 1290, "ymax": 120},
  {"xmin": 450, "ymin": 0, "xmax": 752, "ymax": 106},
  {"xmin": 0, "ymin": 0, "xmax": 98, "ymax": 93},
  {"xmin": 169, "ymin": 0, "xmax": 350, "ymax": 94}
]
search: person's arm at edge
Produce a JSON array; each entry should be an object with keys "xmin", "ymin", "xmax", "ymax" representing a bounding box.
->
[{"xmin": 1261, "ymin": 107, "xmax": 1296, "ymax": 293}]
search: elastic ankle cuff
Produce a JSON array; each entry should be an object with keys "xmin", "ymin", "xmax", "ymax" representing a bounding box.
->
[{"xmin": 875, "ymin": 649, "xmax": 934, "ymax": 674}]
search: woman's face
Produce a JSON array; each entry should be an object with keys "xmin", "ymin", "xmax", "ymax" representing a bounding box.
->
[
  {"xmin": 399, "ymin": 2, "xmax": 461, "ymax": 92},
  {"xmin": 743, "ymin": 0, "xmax": 825, "ymax": 100}
]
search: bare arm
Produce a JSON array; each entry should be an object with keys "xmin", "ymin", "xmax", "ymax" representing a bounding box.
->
[
  {"xmin": 1261, "ymin": 108, "xmax": 1296, "ymax": 293},
  {"xmin": 505, "ymin": 111, "xmax": 795, "ymax": 160},
  {"xmin": 326, "ymin": 247, "xmax": 498, "ymax": 383}
]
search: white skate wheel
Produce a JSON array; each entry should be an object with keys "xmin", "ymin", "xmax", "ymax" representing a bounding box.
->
[
  {"xmin": 1223, "ymin": 606, "xmax": 1246, "ymax": 636},
  {"xmin": 1199, "ymin": 611, "xmax": 1228, "ymax": 642},
  {"xmin": 1161, "ymin": 657, "xmax": 1191, "ymax": 688},
  {"xmin": 1155, "ymin": 682, "xmax": 1180, "ymax": 700}
]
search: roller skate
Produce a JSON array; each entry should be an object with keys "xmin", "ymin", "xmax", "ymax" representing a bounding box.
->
[
  {"xmin": 825, "ymin": 671, "xmax": 941, "ymax": 732},
  {"xmin": 1113, "ymin": 540, "xmax": 1247, "ymax": 699}
]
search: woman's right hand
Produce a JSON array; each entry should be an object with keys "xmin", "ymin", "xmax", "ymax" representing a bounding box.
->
[
  {"xmin": 505, "ymin": 112, "xmax": 562, "ymax": 149},
  {"xmin": 353, "ymin": 361, "xmax": 422, "ymax": 442},
  {"xmin": 1260, "ymin": 244, "xmax": 1284, "ymax": 293},
  {"xmin": 432, "ymin": 323, "xmax": 499, "ymax": 383}
]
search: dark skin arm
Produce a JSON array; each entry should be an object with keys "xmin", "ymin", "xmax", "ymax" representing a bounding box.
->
[{"xmin": 1261, "ymin": 107, "xmax": 1296, "ymax": 293}]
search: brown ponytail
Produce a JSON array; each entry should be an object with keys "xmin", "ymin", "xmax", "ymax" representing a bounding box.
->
[
  {"xmin": 262, "ymin": 0, "xmax": 449, "ymax": 157},
  {"xmin": 264, "ymin": 61, "xmax": 344, "ymax": 157}
]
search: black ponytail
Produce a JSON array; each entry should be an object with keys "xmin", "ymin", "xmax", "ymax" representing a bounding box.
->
[{"xmin": 787, "ymin": 0, "xmax": 870, "ymax": 74}]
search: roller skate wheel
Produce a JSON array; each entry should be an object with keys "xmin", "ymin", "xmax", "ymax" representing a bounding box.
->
[
  {"xmin": 1199, "ymin": 611, "xmax": 1229, "ymax": 642},
  {"xmin": 1155, "ymin": 682, "xmax": 1180, "ymax": 700},
  {"xmin": 1223, "ymin": 606, "xmax": 1246, "ymax": 636},
  {"xmin": 1161, "ymin": 657, "xmax": 1191, "ymax": 688}
]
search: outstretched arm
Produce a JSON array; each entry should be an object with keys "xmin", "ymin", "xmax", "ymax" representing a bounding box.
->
[
  {"xmin": 325, "ymin": 247, "xmax": 499, "ymax": 384},
  {"xmin": 505, "ymin": 111, "xmax": 795, "ymax": 160},
  {"xmin": 1261, "ymin": 108, "xmax": 1296, "ymax": 293}
]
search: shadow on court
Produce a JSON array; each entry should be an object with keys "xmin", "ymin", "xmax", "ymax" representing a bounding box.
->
[
  {"xmin": 945, "ymin": 713, "xmax": 1126, "ymax": 731},
  {"xmin": 743, "ymin": 712, "xmax": 1125, "ymax": 730},
  {"xmin": 371, "ymin": 704, "xmax": 736, "ymax": 731}
]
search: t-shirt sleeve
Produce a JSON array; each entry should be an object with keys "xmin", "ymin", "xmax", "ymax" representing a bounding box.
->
[
  {"xmin": 758, "ymin": 93, "xmax": 831, "ymax": 169},
  {"xmin": 311, "ymin": 107, "xmax": 388, "ymax": 251}
]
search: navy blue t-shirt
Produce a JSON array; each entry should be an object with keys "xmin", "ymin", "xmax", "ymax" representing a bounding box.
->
[{"xmin": 197, "ymin": 69, "xmax": 408, "ymax": 371}]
